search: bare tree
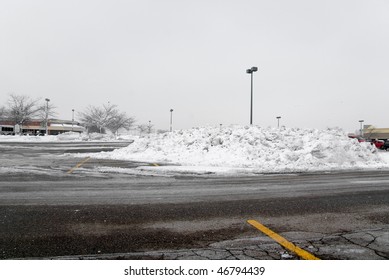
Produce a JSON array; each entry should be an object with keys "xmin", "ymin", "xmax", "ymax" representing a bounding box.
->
[
  {"xmin": 0, "ymin": 106, "xmax": 6, "ymax": 119},
  {"xmin": 106, "ymin": 111, "xmax": 135, "ymax": 135},
  {"xmin": 79, "ymin": 105, "xmax": 107, "ymax": 133},
  {"xmin": 6, "ymin": 94, "xmax": 41, "ymax": 125},
  {"xmin": 79, "ymin": 103, "xmax": 135, "ymax": 134},
  {"xmin": 37, "ymin": 102, "xmax": 58, "ymax": 120},
  {"xmin": 147, "ymin": 121, "xmax": 153, "ymax": 134},
  {"xmin": 137, "ymin": 124, "xmax": 148, "ymax": 135}
]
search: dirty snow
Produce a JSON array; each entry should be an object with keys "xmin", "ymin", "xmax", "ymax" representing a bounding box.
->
[{"xmin": 86, "ymin": 126, "xmax": 389, "ymax": 174}]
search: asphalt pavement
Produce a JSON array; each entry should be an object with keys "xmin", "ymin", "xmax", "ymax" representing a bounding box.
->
[{"xmin": 0, "ymin": 141, "xmax": 388, "ymax": 260}]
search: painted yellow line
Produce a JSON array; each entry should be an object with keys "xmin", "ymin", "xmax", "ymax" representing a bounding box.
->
[
  {"xmin": 247, "ymin": 219, "xmax": 320, "ymax": 260},
  {"xmin": 152, "ymin": 163, "xmax": 159, "ymax": 166},
  {"xmin": 67, "ymin": 157, "xmax": 91, "ymax": 174}
]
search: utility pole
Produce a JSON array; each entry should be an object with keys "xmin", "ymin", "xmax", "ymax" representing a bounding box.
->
[
  {"xmin": 170, "ymin": 109, "xmax": 173, "ymax": 132},
  {"xmin": 246, "ymin": 66, "xmax": 258, "ymax": 125},
  {"xmin": 45, "ymin": 98, "xmax": 50, "ymax": 135}
]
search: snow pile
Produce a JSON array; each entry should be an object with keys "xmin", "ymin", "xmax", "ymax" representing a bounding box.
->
[
  {"xmin": 89, "ymin": 126, "xmax": 388, "ymax": 173},
  {"xmin": 57, "ymin": 132, "xmax": 86, "ymax": 141}
]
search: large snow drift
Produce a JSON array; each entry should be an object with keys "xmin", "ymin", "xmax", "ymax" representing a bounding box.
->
[{"xmin": 89, "ymin": 126, "xmax": 389, "ymax": 173}]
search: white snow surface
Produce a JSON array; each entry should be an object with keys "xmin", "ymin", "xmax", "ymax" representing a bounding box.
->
[{"xmin": 87, "ymin": 126, "xmax": 389, "ymax": 173}]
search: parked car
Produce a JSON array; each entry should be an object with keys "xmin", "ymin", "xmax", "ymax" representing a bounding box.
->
[
  {"xmin": 369, "ymin": 139, "xmax": 385, "ymax": 149},
  {"xmin": 348, "ymin": 135, "xmax": 366, "ymax": 142},
  {"xmin": 382, "ymin": 140, "xmax": 389, "ymax": 151}
]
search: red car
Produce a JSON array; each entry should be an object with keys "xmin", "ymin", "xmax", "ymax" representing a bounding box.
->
[
  {"xmin": 370, "ymin": 139, "xmax": 385, "ymax": 149},
  {"xmin": 348, "ymin": 135, "xmax": 366, "ymax": 142},
  {"xmin": 348, "ymin": 135, "xmax": 385, "ymax": 148}
]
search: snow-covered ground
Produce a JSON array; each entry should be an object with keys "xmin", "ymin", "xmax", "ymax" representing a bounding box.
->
[
  {"xmin": 2, "ymin": 126, "xmax": 389, "ymax": 175},
  {"xmin": 83, "ymin": 126, "xmax": 389, "ymax": 175}
]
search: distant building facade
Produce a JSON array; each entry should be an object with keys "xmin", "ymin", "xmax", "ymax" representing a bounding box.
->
[
  {"xmin": 0, "ymin": 119, "xmax": 84, "ymax": 135},
  {"xmin": 363, "ymin": 125, "xmax": 389, "ymax": 140}
]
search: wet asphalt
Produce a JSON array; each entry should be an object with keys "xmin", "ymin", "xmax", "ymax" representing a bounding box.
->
[{"xmin": 0, "ymin": 141, "xmax": 389, "ymax": 260}]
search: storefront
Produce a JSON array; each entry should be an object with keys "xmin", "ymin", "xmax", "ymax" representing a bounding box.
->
[{"xmin": 0, "ymin": 119, "xmax": 84, "ymax": 135}]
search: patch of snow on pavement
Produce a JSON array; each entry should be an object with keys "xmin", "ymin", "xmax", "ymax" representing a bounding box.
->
[{"xmin": 86, "ymin": 126, "xmax": 389, "ymax": 174}]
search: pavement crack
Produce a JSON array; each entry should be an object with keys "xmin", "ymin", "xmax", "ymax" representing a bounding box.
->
[{"xmin": 364, "ymin": 233, "xmax": 377, "ymax": 247}]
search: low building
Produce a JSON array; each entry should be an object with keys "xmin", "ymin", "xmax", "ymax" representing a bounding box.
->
[
  {"xmin": 363, "ymin": 125, "xmax": 389, "ymax": 140},
  {"xmin": 0, "ymin": 119, "xmax": 84, "ymax": 135}
]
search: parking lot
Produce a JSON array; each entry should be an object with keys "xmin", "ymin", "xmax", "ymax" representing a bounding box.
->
[{"xmin": 1, "ymin": 141, "xmax": 389, "ymax": 260}]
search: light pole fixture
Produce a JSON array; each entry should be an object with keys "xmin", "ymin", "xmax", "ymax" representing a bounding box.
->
[
  {"xmin": 148, "ymin": 120, "xmax": 151, "ymax": 134},
  {"xmin": 72, "ymin": 109, "xmax": 75, "ymax": 132},
  {"xmin": 359, "ymin": 120, "xmax": 364, "ymax": 137},
  {"xmin": 170, "ymin": 109, "xmax": 174, "ymax": 132},
  {"xmin": 45, "ymin": 98, "xmax": 50, "ymax": 135},
  {"xmin": 246, "ymin": 66, "xmax": 258, "ymax": 125},
  {"xmin": 276, "ymin": 116, "xmax": 281, "ymax": 129}
]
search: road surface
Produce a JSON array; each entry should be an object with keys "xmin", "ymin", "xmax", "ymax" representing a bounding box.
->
[{"xmin": 0, "ymin": 141, "xmax": 388, "ymax": 260}]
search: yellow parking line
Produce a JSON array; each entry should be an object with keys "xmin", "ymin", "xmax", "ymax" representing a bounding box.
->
[
  {"xmin": 152, "ymin": 163, "xmax": 159, "ymax": 166},
  {"xmin": 67, "ymin": 157, "xmax": 91, "ymax": 174},
  {"xmin": 247, "ymin": 219, "xmax": 320, "ymax": 260}
]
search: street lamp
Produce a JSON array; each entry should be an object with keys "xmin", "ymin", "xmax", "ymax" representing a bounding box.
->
[
  {"xmin": 148, "ymin": 120, "xmax": 152, "ymax": 134},
  {"xmin": 72, "ymin": 109, "xmax": 75, "ymax": 132},
  {"xmin": 45, "ymin": 98, "xmax": 50, "ymax": 135},
  {"xmin": 276, "ymin": 116, "xmax": 281, "ymax": 129},
  {"xmin": 359, "ymin": 120, "xmax": 364, "ymax": 137},
  {"xmin": 170, "ymin": 109, "xmax": 173, "ymax": 132},
  {"xmin": 246, "ymin": 66, "xmax": 258, "ymax": 125}
]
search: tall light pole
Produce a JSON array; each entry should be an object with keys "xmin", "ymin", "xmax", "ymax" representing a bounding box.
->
[
  {"xmin": 45, "ymin": 98, "xmax": 50, "ymax": 135},
  {"xmin": 359, "ymin": 120, "xmax": 364, "ymax": 137},
  {"xmin": 246, "ymin": 66, "xmax": 258, "ymax": 125},
  {"xmin": 72, "ymin": 109, "xmax": 75, "ymax": 132},
  {"xmin": 276, "ymin": 116, "xmax": 281, "ymax": 129},
  {"xmin": 170, "ymin": 109, "xmax": 173, "ymax": 132}
]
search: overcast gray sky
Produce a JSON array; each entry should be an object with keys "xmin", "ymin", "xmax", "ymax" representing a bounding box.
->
[{"xmin": 1, "ymin": 0, "xmax": 388, "ymax": 133}]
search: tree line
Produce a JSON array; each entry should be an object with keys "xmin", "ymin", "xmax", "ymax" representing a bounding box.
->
[{"xmin": 0, "ymin": 94, "xmax": 136, "ymax": 134}]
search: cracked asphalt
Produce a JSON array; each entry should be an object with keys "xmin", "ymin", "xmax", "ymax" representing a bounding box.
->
[
  {"xmin": 1, "ymin": 141, "xmax": 389, "ymax": 260},
  {"xmin": 51, "ymin": 226, "xmax": 389, "ymax": 260}
]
